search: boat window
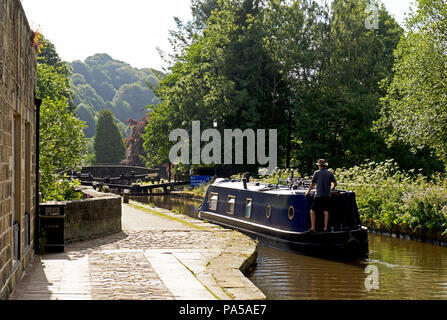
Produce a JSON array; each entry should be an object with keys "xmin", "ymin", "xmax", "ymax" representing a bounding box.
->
[
  {"xmin": 266, "ymin": 205, "xmax": 271, "ymax": 219},
  {"xmin": 209, "ymin": 193, "xmax": 218, "ymax": 211},
  {"xmin": 227, "ymin": 196, "xmax": 236, "ymax": 215},
  {"xmin": 288, "ymin": 206, "xmax": 295, "ymax": 221},
  {"xmin": 245, "ymin": 198, "xmax": 253, "ymax": 219}
]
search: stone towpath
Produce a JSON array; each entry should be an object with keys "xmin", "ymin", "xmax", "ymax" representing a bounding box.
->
[{"xmin": 9, "ymin": 201, "xmax": 265, "ymax": 300}]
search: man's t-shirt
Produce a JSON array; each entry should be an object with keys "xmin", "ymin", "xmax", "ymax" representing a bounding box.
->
[{"xmin": 311, "ymin": 168, "xmax": 337, "ymax": 198}]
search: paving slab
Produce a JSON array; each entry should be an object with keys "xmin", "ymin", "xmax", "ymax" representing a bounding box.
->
[
  {"xmin": 145, "ymin": 250, "xmax": 216, "ymax": 300},
  {"xmin": 10, "ymin": 254, "xmax": 92, "ymax": 300}
]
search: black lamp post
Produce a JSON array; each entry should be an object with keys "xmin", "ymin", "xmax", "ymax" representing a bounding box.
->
[{"xmin": 213, "ymin": 119, "xmax": 217, "ymax": 178}]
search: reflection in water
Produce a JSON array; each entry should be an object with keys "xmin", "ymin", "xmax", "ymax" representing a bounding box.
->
[
  {"xmin": 132, "ymin": 195, "xmax": 447, "ymax": 300},
  {"xmin": 131, "ymin": 195, "xmax": 201, "ymax": 219},
  {"xmin": 250, "ymin": 238, "xmax": 447, "ymax": 300}
]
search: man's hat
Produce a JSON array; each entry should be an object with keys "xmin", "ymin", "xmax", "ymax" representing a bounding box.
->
[{"xmin": 316, "ymin": 159, "xmax": 328, "ymax": 167}]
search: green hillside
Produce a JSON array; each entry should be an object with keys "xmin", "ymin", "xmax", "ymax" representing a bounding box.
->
[{"xmin": 70, "ymin": 53, "xmax": 162, "ymax": 138}]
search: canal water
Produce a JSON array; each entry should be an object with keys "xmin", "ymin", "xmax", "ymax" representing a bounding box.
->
[{"xmin": 131, "ymin": 195, "xmax": 447, "ymax": 300}]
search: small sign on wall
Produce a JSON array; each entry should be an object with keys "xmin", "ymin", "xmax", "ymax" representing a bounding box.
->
[{"xmin": 190, "ymin": 175, "xmax": 212, "ymax": 188}]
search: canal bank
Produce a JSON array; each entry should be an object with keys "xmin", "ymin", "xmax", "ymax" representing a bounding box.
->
[
  {"xmin": 361, "ymin": 218, "xmax": 447, "ymax": 247},
  {"xmin": 9, "ymin": 201, "xmax": 265, "ymax": 300}
]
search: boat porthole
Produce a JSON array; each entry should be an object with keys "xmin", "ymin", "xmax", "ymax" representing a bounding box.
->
[
  {"xmin": 266, "ymin": 205, "xmax": 271, "ymax": 219},
  {"xmin": 288, "ymin": 206, "xmax": 295, "ymax": 220}
]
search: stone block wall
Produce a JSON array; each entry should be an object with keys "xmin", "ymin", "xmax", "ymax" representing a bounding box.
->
[
  {"xmin": 63, "ymin": 189, "xmax": 122, "ymax": 243},
  {"xmin": 81, "ymin": 165, "xmax": 158, "ymax": 178},
  {"xmin": 0, "ymin": 0, "xmax": 37, "ymax": 300},
  {"xmin": 40, "ymin": 188, "xmax": 122, "ymax": 245}
]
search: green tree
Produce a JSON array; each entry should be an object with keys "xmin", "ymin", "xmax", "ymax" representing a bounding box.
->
[
  {"xmin": 112, "ymin": 82, "xmax": 156, "ymax": 120},
  {"xmin": 272, "ymin": 0, "xmax": 403, "ymax": 173},
  {"xmin": 75, "ymin": 103, "xmax": 97, "ymax": 138},
  {"xmin": 39, "ymin": 99, "xmax": 87, "ymax": 200},
  {"xmin": 308, "ymin": 0, "xmax": 402, "ymax": 171},
  {"xmin": 263, "ymin": 0, "xmax": 329, "ymax": 169},
  {"xmin": 37, "ymin": 37, "xmax": 87, "ymax": 200},
  {"xmin": 191, "ymin": 0, "xmax": 220, "ymax": 30},
  {"xmin": 145, "ymin": 0, "xmax": 440, "ymax": 176},
  {"xmin": 144, "ymin": 0, "xmax": 286, "ymax": 173},
  {"xmin": 74, "ymin": 83, "xmax": 107, "ymax": 111},
  {"xmin": 376, "ymin": 0, "xmax": 447, "ymax": 166},
  {"xmin": 70, "ymin": 54, "xmax": 161, "ymax": 140},
  {"xmin": 37, "ymin": 63, "xmax": 73, "ymax": 102},
  {"xmin": 93, "ymin": 109, "xmax": 126, "ymax": 164},
  {"xmin": 38, "ymin": 36, "xmax": 75, "ymax": 111},
  {"xmin": 165, "ymin": 0, "xmax": 221, "ymax": 62},
  {"xmin": 38, "ymin": 36, "xmax": 72, "ymax": 78}
]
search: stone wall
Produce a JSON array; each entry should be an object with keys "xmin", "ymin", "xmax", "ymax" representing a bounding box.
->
[
  {"xmin": 81, "ymin": 165, "xmax": 158, "ymax": 178},
  {"xmin": 40, "ymin": 188, "xmax": 122, "ymax": 244},
  {"xmin": 0, "ymin": 0, "xmax": 37, "ymax": 300},
  {"xmin": 64, "ymin": 189, "xmax": 122, "ymax": 243}
]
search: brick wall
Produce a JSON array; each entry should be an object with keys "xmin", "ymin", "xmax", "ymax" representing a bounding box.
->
[{"xmin": 0, "ymin": 0, "xmax": 37, "ymax": 300}]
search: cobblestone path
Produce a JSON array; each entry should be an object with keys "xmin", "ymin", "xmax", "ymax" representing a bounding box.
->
[{"xmin": 10, "ymin": 201, "xmax": 265, "ymax": 300}]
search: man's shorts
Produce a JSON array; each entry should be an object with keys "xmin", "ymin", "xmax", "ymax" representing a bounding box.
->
[{"xmin": 311, "ymin": 196, "xmax": 331, "ymax": 212}]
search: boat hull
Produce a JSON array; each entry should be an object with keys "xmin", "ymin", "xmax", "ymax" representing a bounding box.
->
[{"xmin": 199, "ymin": 209, "xmax": 369, "ymax": 259}]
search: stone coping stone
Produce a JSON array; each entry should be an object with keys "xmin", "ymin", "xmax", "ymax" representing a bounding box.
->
[{"xmin": 40, "ymin": 187, "xmax": 121, "ymax": 206}]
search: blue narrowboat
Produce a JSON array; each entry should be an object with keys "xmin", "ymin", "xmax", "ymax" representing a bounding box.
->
[{"xmin": 199, "ymin": 178, "xmax": 368, "ymax": 258}]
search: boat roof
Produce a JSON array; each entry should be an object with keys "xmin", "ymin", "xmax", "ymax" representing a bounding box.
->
[{"xmin": 211, "ymin": 179, "xmax": 308, "ymax": 195}]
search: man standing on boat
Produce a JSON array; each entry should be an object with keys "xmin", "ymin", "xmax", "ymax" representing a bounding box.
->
[{"xmin": 305, "ymin": 159, "xmax": 337, "ymax": 232}]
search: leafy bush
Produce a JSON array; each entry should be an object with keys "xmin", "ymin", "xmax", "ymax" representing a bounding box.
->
[
  {"xmin": 41, "ymin": 176, "xmax": 83, "ymax": 202},
  {"xmin": 334, "ymin": 160, "xmax": 447, "ymax": 235},
  {"xmin": 182, "ymin": 182, "xmax": 210, "ymax": 198}
]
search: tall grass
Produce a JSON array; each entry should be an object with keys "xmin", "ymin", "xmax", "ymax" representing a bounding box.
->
[
  {"xmin": 334, "ymin": 160, "xmax": 447, "ymax": 237},
  {"xmin": 182, "ymin": 183, "xmax": 210, "ymax": 198}
]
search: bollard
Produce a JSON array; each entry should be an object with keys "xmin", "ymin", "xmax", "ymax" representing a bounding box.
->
[{"xmin": 123, "ymin": 189, "xmax": 130, "ymax": 203}]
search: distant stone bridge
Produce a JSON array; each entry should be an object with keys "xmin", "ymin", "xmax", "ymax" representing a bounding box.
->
[
  {"xmin": 68, "ymin": 165, "xmax": 190, "ymax": 196},
  {"xmin": 80, "ymin": 164, "xmax": 161, "ymax": 179}
]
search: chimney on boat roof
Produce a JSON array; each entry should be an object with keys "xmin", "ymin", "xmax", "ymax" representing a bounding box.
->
[{"xmin": 242, "ymin": 178, "xmax": 248, "ymax": 189}]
